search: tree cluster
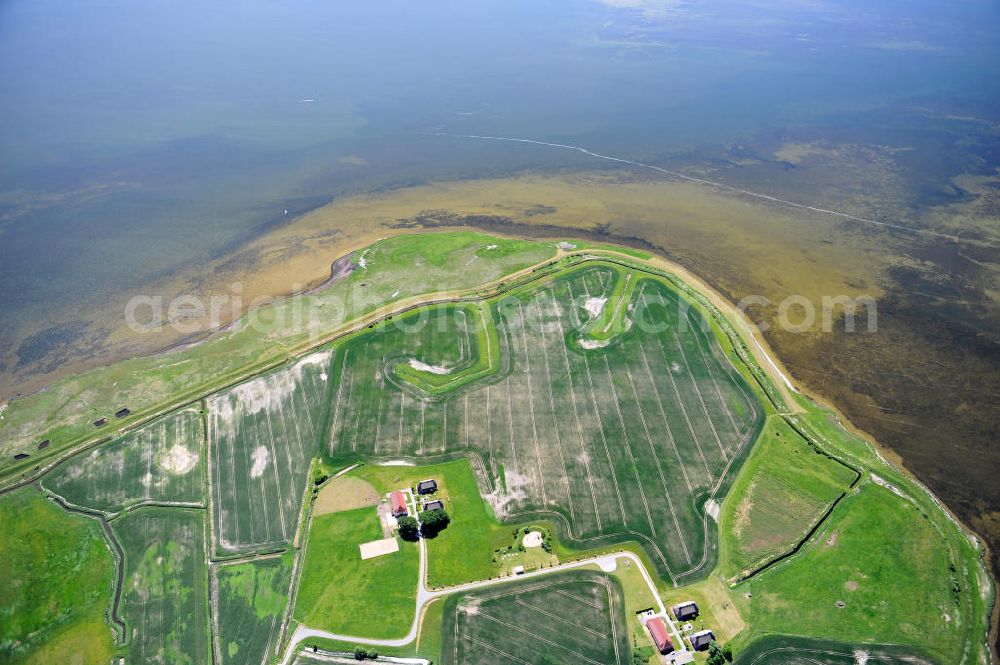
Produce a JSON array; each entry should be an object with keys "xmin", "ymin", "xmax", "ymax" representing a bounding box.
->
[
  {"xmin": 418, "ymin": 508, "xmax": 451, "ymax": 538},
  {"xmin": 707, "ymin": 641, "xmax": 734, "ymax": 665},
  {"xmin": 397, "ymin": 515, "xmax": 420, "ymax": 541}
]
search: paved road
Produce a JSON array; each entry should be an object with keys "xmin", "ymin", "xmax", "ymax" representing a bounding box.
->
[{"xmin": 279, "ymin": 542, "xmax": 688, "ymax": 664}]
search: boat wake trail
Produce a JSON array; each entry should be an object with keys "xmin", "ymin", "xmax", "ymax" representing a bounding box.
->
[{"xmin": 453, "ymin": 133, "xmax": 969, "ymax": 244}]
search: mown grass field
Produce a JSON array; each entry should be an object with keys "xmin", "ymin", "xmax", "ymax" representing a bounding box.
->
[
  {"xmin": 718, "ymin": 415, "xmax": 857, "ymax": 580},
  {"xmin": 294, "ymin": 506, "xmax": 419, "ymax": 639},
  {"xmin": 0, "ymin": 488, "xmax": 116, "ymax": 665},
  {"xmin": 734, "ymin": 481, "xmax": 963, "ymax": 659},
  {"xmin": 326, "ymin": 263, "xmax": 764, "ymax": 583},
  {"xmin": 439, "ymin": 570, "xmax": 631, "ymax": 665},
  {"xmin": 214, "ymin": 554, "xmax": 293, "ymax": 665},
  {"xmin": 113, "ymin": 507, "xmax": 210, "ymax": 665},
  {"xmin": 41, "ymin": 407, "xmax": 205, "ymax": 515},
  {"xmin": 208, "ymin": 351, "xmax": 333, "ymax": 556}
]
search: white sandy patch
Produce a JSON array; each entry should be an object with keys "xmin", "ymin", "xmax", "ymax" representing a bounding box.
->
[
  {"xmin": 459, "ymin": 601, "xmax": 481, "ymax": 616},
  {"xmin": 557, "ymin": 241, "xmax": 576, "ymax": 250},
  {"xmin": 522, "ymin": 531, "xmax": 544, "ymax": 548},
  {"xmin": 249, "ymin": 446, "xmax": 270, "ymax": 479},
  {"xmin": 382, "ymin": 460, "xmax": 415, "ymax": 466},
  {"xmin": 598, "ymin": 557, "xmax": 618, "ymax": 573},
  {"xmin": 158, "ymin": 444, "xmax": 198, "ymax": 475},
  {"xmin": 486, "ymin": 244, "xmax": 498, "ymax": 250},
  {"xmin": 359, "ymin": 537, "xmax": 399, "ymax": 560},
  {"xmin": 854, "ymin": 650, "xmax": 869, "ymax": 665},
  {"xmin": 705, "ymin": 499, "xmax": 720, "ymax": 522},
  {"xmin": 671, "ymin": 362, "xmax": 682, "ymax": 373},
  {"xmin": 583, "ymin": 296, "xmax": 607, "ymax": 318},
  {"xmin": 871, "ymin": 473, "xmax": 907, "ymax": 499},
  {"xmin": 578, "ymin": 337, "xmax": 609, "ymax": 349},
  {"xmin": 408, "ymin": 359, "xmax": 453, "ymax": 375}
]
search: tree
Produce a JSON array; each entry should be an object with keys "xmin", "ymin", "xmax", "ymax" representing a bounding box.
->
[
  {"xmin": 419, "ymin": 508, "xmax": 451, "ymax": 538},
  {"xmin": 707, "ymin": 641, "xmax": 732, "ymax": 665},
  {"xmin": 397, "ymin": 515, "xmax": 420, "ymax": 541}
]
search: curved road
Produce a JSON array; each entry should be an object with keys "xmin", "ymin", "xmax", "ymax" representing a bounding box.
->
[{"xmin": 279, "ymin": 542, "xmax": 687, "ymax": 664}]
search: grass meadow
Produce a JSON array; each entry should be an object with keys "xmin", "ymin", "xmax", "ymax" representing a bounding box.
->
[
  {"xmin": 0, "ymin": 488, "xmax": 116, "ymax": 665},
  {"xmin": 718, "ymin": 415, "xmax": 858, "ymax": 580},
  {"xmin": 294, "ymin": 506, "xmax": 419, "ymax": 639}
]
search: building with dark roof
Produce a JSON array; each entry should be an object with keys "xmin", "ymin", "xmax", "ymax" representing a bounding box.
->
[
  {"xmin": 423, "ymin": 499, "xmax": 444, "ymax": 512},
  {"xmin": 689, "ymin": 629, "xmax": 715, "ymax": 651},
  {"xmin": 416, "ymin": 479, "xmax": 438, "ymax": 495},
  {"xmin": 672, "ymin": 601, "xmax": 699, "ymax": 622},
  {"xmin": 646, "ymin": 617, "xmax": 673, "ymax": 654},
  {"xmin": 390, "ymin": 491, "xmax": 408, "ymax": 518}
]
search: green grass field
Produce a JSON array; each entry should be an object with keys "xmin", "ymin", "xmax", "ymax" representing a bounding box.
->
[
  {"xmin": 294, "ymin": 506, "xmax": 419, "ymax": 639},
  {"xmin": 439, "ymin": 570, "xmax": 631, "ymax": 665},
  {"xmin": 734, "ymin": 482, "xmax": 963, "ymax": 660},
  {"xmin": 113, "ymin": 507, "xmax": 210, "ymax": 665},
  {"xmin": 41, "ymin": 407, "xmax": 205, "ymax": 515},
  {"xmin": 718, "ymin": 415, "xmax": 857, "ymax": 580},
  {"xmin": 0, "ymin": 488, "xmax": 116, "ymax": 665},
  {"xmin": 214, "ymin": 554, "xmax": 293, "ymax": 665}
]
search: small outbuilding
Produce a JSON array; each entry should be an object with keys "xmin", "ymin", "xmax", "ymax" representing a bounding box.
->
[
  {"xmin": 416, "ymin": 479, "xmax": 438, "ymax": 495},
  {"xmin": 645, "ymin": 617, "xmax": 673, "ymax": 654},
  {"xmin": 115, "ymin": 408, "xmax": 131, "ymax": 419},
  {"xmin": 93, "ymin": 417, "xmax": 108, "ymax": 427},
  {"xmin": 689, "ymin": 629, "xmax": 715, "ymax": 651},
  {"xmin": 390, "ymin": 491, "xmax": 408, "ymax": 518},
  {"xmin": 672, "ymin": 600, "xmax": 699, "ymax": 622},
  {"xmin": 423, "ymin": 499, "xmax": 444, "ymax": 512}
]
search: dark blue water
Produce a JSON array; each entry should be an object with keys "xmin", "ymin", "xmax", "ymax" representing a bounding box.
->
[{"xmin": 0, "ymin": 0, "xmax": 998, "ymax": 381}]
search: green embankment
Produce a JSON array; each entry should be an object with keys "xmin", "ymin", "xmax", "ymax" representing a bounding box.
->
[
  {"xmin": 0, "ymin": 487, "xmax": 117, "ymax": 665},
  {"xmin": 580, "ymin": 265, "xmax": 638, "ymax": 344},
  {"xmin": 294, "ymin": 506, "xmax": 419, "ymax": 639},
  {"xmin": 392, "ymin": 302, "xmax": 502, "ymax": 396}
]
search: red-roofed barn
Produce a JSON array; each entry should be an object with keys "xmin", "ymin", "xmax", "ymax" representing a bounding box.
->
[
  {"xmin": 646, "ymin": 617, "xmax": 673, "ymax": 654},
  {"xmin": 390, "ymin": 491, "xmax": 408, "ymax": 518}
]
